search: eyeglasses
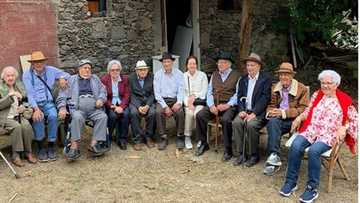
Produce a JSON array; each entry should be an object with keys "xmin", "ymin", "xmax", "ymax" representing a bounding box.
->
[
  {"xmin": 321, "ymin": 81, "xmax": 335, "ymax": 86},
  {"xmin": 110, "ymin": 69, "xmax": 121, "ymax": 72}
]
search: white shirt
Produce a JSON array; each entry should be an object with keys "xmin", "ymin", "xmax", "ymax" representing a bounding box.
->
[
  {"xmin": 246, "ymin": 72, "xmax": 259, "ymax": 110},
  {"xmin": 183, "ymin": 70, "xmax": 208, "ymax": 106}
]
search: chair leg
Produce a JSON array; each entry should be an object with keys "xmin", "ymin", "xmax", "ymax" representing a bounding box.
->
[
  {"xmin": 206, "ymin": 125, "xmax": 210, "ymax": 145},
  {"xmin": 327, "ymin": 159, "xmax": 337, "ymax": 193},
  {"xmin": 337, "ymin": 157, "xmax": 350, "ymax": 180}
]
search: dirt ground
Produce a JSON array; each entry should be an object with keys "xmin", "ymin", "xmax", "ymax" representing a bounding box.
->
[{"xmin": 0, "ymin": 126, "xmax": 357, "ymax": 203}]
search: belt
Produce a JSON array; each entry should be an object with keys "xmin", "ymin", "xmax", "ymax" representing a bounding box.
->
[{"xmin": 79, "ymin": 94, "xmax": 94, "ymax": 98}]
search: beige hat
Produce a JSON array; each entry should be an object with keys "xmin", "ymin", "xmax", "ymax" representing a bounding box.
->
[
  {"xmin": 242, "ymin": 52, "xmax": 263, "ymax": 66},
  {"xmin": 135, "ymin": 60, "xmax": 149, "ymax": 70},
  {"xmin": 28, "ymin": 51, "xmax": 47, "ymax": 62},
  {"xmin": 275, "ymin": 62, "xmax": 296, "ymax": 74}
]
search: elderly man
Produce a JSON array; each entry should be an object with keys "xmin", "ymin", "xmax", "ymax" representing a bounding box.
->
[
  {"xmin": 23, "ymin": 51, "xmax": 69, "ymax": 162},
  {"xmin": 129, "ymin": 60, "xmax": 156, "ymax": 150},
  {"xmin": 263, "ymin": 62, "xmax": 309, "ymax": 176},
  {"xmin": 232, "ymin": 53, "xmax": 272, "ymax": 167},
  {"xmin": 154, "ymin": 52, "xmax": 185, "ymax": 150},
  {"xmin": 195, "ymin": 51, "xmax": 241, "ymax": 160},
  {"xmin": 57, "ymin": 59, "xmax": 108, "ymax": 161}
]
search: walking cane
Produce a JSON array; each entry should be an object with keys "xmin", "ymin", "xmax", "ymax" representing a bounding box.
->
[
  {"xmin": 0, "ymin": 151, "xmax": 20, "ymax": 178},
  {"xmin": 240, "ymin": 97, "xmax": 248, "ymax": 167},
  {"xmin": 214, "ymin": 93, "xmax": 220, "ymax": 153}
]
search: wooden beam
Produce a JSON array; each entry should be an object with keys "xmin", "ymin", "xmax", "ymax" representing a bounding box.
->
[{"xmin": 238, "ymin": 0, "xmax": 253, "ymax": 72}]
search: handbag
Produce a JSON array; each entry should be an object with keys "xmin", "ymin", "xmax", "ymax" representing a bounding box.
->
[{"xmin": 187, "ymin": 75, "xmax": 206, "ymax": 106}]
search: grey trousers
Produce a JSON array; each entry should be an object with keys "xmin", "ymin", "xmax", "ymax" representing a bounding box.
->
[
  {"xmin": 232, "ymin": 114, "xmax": 265, "ymax": 156},
  {"xmin": 155, "ymin": 103, "xmax": 184, "ymax": 138},
  {"xmin": 70, "ymin": 97, "xmax": 107, "ymax": 141},
  {"xmin": 4, "ymin": 118, "xmax": 33, "ymax": 153}
]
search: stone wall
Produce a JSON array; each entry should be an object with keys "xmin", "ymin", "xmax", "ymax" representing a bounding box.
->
[
  {"xmin": 56, "ymin": 0, "xmax": 156, "ymax": 73},
  {"xmin": 199, "ymin": 0, "xmax": 289, "ymax": 73}
]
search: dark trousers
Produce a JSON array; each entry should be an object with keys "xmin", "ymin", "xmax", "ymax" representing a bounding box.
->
[
  {"xmin": 155, "ymin": 99, "xmax": 184, "ymax": 138},
  {"xmin": 129, "ymin": 104, "xmax": 156, "ymax": 144},
  {"xmin": 195, "ymin": 106, "xmax": 237, "ymax": 152},
  {"xmin": 107, "ymin": 108, "xmax": 129, "ymax": 144},
  {"xmin": 266, "ymin": 117, "xmax": 293, "ymax": 156},
  {"xmin": 232, "ymin": 114, "xmax": 265, "ymax": 156}
]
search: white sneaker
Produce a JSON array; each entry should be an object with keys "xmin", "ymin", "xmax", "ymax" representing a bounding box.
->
[{"xmin": 185, "ymin": 136, "xmax": 193, "ymax": 149}]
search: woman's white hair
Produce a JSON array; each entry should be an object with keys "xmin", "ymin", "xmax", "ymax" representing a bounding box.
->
[
  {"xmin": 318, "ymin": 70, "xmax": 341, "ymax": 85},
  {"xmin": 1, "ymin": 66, "xmax": 19, "ymax": 80},
  {"xmin": 107, "ymin": 60, "xmax": 122, "ymax": 72}
]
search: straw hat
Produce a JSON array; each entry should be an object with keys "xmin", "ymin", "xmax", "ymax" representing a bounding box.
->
[
  {"xmin": 135, "ymin": 60, "xmax": 149, "ymax": 70},
  {"xmin": 28, "ymin": 51, "xmax": 47, "ymax": 62},
  {"xmin": 275, "ymin": 62, "xmax": 296, "ymax": 74}
]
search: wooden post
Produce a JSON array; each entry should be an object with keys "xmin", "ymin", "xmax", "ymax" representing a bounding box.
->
[{"xmin": 238, "ymin": 0, "xmax": 253, "ymax": 72}]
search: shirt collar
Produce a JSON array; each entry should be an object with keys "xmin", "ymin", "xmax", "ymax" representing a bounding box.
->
[
  {"xmin": 248, "ymin": 72, "xmax": 259, "ymax": 80},
  {"xmin": 163, "ymin": 68, "xmax": 174, "ymax": 75},
  {"xmin": 219, "ymin": 68, "xmax": 232, "ymax": 77},
  {"xmin": 186, "ymin": 70, "xmax": 198, "ymax": 78}
]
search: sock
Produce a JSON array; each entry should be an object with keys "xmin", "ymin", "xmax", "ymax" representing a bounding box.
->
[
  {"xmin": 36, "ymin": 140, "xmax": 44, "ymax": 150},
  {"xmin": 48, "ymin": 142, "xmax": 55, "ymax": 149}
]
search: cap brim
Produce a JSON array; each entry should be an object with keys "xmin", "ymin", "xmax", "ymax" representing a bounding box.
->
[
  {"xmin": 275, "ymin": 70, "xmax": 296, "ymax": 74},
  {"xmin": 135, "ymin": 66, "xmax": 149, "ymax": 69}
]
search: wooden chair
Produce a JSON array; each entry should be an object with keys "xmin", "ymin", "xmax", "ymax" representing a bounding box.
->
[
  {"xmin": 207, "ymin": 120, "xmax": 222, "ymax": 148},
  {"xmin": 285, "ymin": 134, "xmax": 350, "ymax": 192}
]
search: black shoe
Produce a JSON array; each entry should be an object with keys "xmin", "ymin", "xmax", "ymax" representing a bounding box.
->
[
  {"xmin": 222, "ymin": 151, "xmax": 233, "ymax": 162},
  {"xmin": 157, "ymin": 137, "xmax": 168, "ymax": 150},
  {"xmin": 38, "ymin": 148, "xmax": 49, "ymax": 163},
  {"xmin": 48, "ymin": 147, "xmax": 57, "ymax": 161},
  {"xmin": 245, "ymin": 154, "xmax": 260, "ymax": 167},
  {"xmin": 117, "ymin": 140, "xmax": 127, "ymax": 150},
  {"xmin": 66, "ymin": 148, "xmax": 81, "ymax": 161},
  {"xmin": 195, "ymin": 142, "xmax": 209, "ymax": 156},
  {"xmin": 89, "ymin": 143, "xmax": 106, "ymax": 156},
  {"xmin": 233, "ymin": 155, "xmax": 247, "ymax": 166},
  {"xmin": 176, "ymin": 135, "xmax": 185, "ymax": 149}
]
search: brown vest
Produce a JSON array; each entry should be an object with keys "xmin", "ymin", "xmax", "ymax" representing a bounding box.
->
[{"xmin": 212, "ymin": 70, "xmax": 240, "ymax": 104}]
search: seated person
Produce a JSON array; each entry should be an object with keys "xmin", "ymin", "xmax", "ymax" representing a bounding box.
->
[
  {"xmin": 195, "ymin": 51, "xmax": 240, "ymax": 159},
  {"xmin": 128, "ymin": 60, "xmax": 156, "ymax": 150},
  {"xmin": 58, "ymin": 59, "xmax": 109, "ymax": 161},
  {"xmin": 23, "ymin": 51, "xmax": 69, "ymax": 162},
  {"xmin": 0, "ymin": 66, "xmax": 37, "ymax": 166},
  {"xmin": 279, "ymin": 70, "xmax": 357, "ymax": 203},
  {"xmin": 263, "ymin": 62, "xmax": 309, "ymax": 176},
  {"xmin": 232, "ymin": 53, "xmax": 272, "ymax": 167},
  {"xmin": 154, "ymin": 52, "xmax": 185, "ymax": 150},
  {"xmin": 101, "ymin": 60, "xmax": 130, "ymax": 150},
  {"xmin": 183, "ymin": 56, "xmax": 208, "ymax": 150}
]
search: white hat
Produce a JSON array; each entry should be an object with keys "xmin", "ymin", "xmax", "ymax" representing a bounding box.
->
[{"xmin": 135, "ymin": 60, "xmax": 149, "ymax": 70}]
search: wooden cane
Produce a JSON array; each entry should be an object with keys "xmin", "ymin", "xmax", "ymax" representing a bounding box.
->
[{"xmin": 214, "ymin": 93, "xmax": 220, "ymax": 153}]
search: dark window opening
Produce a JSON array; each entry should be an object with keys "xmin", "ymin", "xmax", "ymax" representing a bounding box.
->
[
  {"xmin": 87, "ymin": 0, "xmax": 107, "ymax": 17},
  {"xmin": 218, "ymin": 0, "xmax": 241, "ymax": 11}
]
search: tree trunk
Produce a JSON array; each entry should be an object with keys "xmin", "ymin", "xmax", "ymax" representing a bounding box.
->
[{"xmin": 238, "ymin": 0, "xmax": 253, "ymax": 72}]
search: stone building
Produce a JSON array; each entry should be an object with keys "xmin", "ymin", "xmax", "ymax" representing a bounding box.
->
[{"xmin": 0, "ymin": 0, "xmax": 288, "ymax": 74}]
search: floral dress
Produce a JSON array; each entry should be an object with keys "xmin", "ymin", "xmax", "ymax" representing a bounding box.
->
[{"xmin": 299, "ymin": 91, "xmax": 358, "ymax": 147}]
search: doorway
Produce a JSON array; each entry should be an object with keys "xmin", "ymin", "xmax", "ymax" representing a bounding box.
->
[{"xmin": 160, "ymin": 0, "xmax": 201, "ymax": 70}]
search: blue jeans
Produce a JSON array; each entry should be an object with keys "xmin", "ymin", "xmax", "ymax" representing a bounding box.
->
[
  {"xmin": 32, "ymin": 101, "xmax": 58, "ymax": 142},
  {"xmin": 285, "ymin": 135, "xmax": 331, "ymax": 188},
  {"xmin": 107, "ymin": 108, "xmax": 129, "ymax": 144},
  {"xmin": 266, "ymin": 118, "xmax": 293, "ymax": 155}
]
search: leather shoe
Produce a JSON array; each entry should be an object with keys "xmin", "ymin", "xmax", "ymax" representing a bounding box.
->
[
  {"xmin": 145, "ymin": 137, "xmax": 155, "ymax": 148},
  {"xmin": 133, "ymin": 143, "xmax": 143, "ymax": 151},
  {"xmin": 245, "ymin": 154, "xmax": 260, "ymax": 167},
  {"xmin": 89, "ymin": 143, "xmax": 107, "ymax": 156},
  {"xmin": 117, "ymin": 141, "xmax": 127, "ymax": 150},
  {"xmin": 26, "ymin": 153, "xmax": 37, "ymax": 164},
  {"xmin": 66, "ymin": 148, "xmax": 81, "ymax": 161},
  {"xmin": 157, "ymin": 138, "xmax": 168, "ymax": 150},
  {"xmin": 12, "ymin": 157, "xmax": 25, "ymax": 167},
  {"xmin": 222, "ymin": 151, "xmax": 233, "ymax": 162},
  {"xmin": 195, "ymin": 142, "xmax": 209, "ymax": 156},
  {"xmin": 233, "ymin": 155, "xmax": 247, "ymax": 166},
  {"xmin": 176, "ymin": 135, "xmax": 185, "ymax": 149}
]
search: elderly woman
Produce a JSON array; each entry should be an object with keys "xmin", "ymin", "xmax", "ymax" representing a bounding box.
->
[
  {"xmin": 101, "ymin": 60, "xmax": 130, "ymax": 150},
  {"xmin": 0, "ymin": 66, "xmax": 37, "ymax": 166},
  {"xmin": 279, "ymin": 70, "xmax": 357, "ymax": 203},
  {"xmin": 183, "ymin": 56, "xmax": 208, "ymax": 149}
]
